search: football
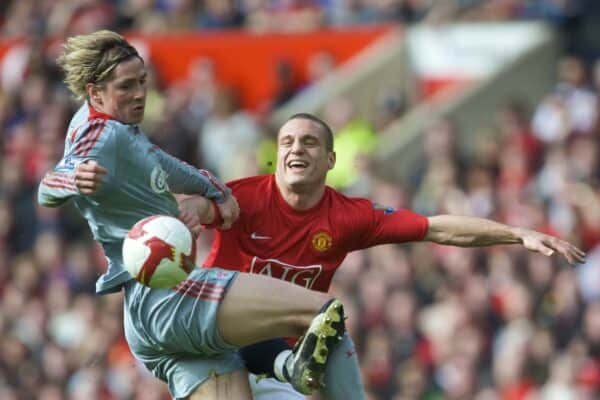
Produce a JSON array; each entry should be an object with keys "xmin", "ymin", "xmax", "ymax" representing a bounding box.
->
[{"xmin": 122, "ymin": 215, "xmax": 196, "ymax": 288}]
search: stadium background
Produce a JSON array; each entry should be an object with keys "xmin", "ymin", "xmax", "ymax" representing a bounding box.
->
[{"xmin": 0, "ymin": 1, "xmax": 599, "ymax": 399}]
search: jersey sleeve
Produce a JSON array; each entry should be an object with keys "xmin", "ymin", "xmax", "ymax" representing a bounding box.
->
[
  {"xmin": 346, "ymin": 198, "xmax": 429, "ymax": 250},
  {"xmin": 38, "ymin": 119, "xmax": 117, "ymax": 207},
  {"xmin": 38, "ymin": 169, "xmax": 78, "ymax": 207},
  {"xmin": 152, "ymin": 146, "xmax": 230, "ymax": 203}
]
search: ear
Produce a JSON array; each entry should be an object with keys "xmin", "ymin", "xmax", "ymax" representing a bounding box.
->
[
  {"xmin": 85, "ymin": 83, "xmax": 103, "ymax": 105},
  {"xmin": 327, "ymin": 152, "xmax": 336, "ymax": 170}
]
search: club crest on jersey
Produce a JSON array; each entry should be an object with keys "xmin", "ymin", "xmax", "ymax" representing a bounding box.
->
[
  {"xmin": 150, "ymin": 165, "xmax": 169, "ymax": 193},
  {"xmin": 57, "ymin": 156, "xmax": 76, "ymax": 172},
  {"xmin": 312, "ymin": 231, "xmax": 332, "ymax": 252},
  {"xmin": 372, "ymin": 202, "xmax": 396, "ymax": 215}
]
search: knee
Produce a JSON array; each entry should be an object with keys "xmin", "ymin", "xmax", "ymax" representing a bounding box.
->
[
  {"xmin": 280, "ymin": 313, "xmax": 311, "ymax": 337},
  {"xmin": 285, "ymin": 294, "xmax": 336, "ymax": 335},
  {"xmin": 188, "ymin": 377, "xmax": 216, "ymax": 400},
  {"xmin": 187, "ymin": 371, "xmax": 252, "ymax": 400}
]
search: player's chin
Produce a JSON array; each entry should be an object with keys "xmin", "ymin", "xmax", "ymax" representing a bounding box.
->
[
  {"xmin": 288, "ymin": 176, "xmax": 321, "ymax": 190},
  {"xmin": 285, "ymin": 171, "xmax": 309, "ymax": 182},
  {"xmin": 129, "ymin": 107, "xmax": 145, "ymax": 123},
  {"xmin": 282, "ymin": 177, "xmax": 305, "ymax": 189},
  {"xmin": 127, "ymin": 113, "xmax": 144, "ymax": 124}
]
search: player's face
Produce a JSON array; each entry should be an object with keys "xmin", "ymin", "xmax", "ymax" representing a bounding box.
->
[
  {"xmin": 93, "ymin": 57, "xmax": 147, "ymax": 124},
  {"xmin": 276, "ymin": 118, "xmax": 335, "ymax": 189}
]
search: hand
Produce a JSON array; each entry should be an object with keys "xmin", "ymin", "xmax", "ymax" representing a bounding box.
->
[
  {"xmin": 177, "ymin": 195, "xmax": 211, "ymax": 238},
  {"xmin": 519, "ymin": 228, "xmax": 586, "ymax": 265},
  {"xmin": 216, "ymin": 194, "xmax": 240, "ymax": 230},
  {"xmin": 75, "ymin": 160, "xmax": 107, "ymax": 195}
]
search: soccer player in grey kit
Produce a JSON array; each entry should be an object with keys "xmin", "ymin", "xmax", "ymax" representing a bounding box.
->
[{"xmin": 38, "ymin": 30, "xmax": 351, "ymax": 400}]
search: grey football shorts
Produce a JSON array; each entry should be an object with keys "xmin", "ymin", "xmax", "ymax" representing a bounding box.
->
[{"xmin": 123, "ymin": 267, "xmax": 243, "ymax": 399}]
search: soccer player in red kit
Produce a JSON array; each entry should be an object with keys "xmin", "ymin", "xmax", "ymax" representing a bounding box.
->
[
  {"xmin": 204, "ymin": 169, "xmax": 428, "ymax": 293},
  {"xmin": 179, "ymin": 113, "xmax": 585, "ymax": 400}
]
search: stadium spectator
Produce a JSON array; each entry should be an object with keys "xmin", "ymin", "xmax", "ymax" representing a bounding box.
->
[{"xmin": 0, "ymin": 2, "xmax": 599, "ymax": 399}]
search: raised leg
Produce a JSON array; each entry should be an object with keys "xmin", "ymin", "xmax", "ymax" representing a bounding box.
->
[{"xmin": 217, "ymin": 272, "xmax": 333, "ymax": 346}]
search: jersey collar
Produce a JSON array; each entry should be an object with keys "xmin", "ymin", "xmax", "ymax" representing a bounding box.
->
[
  {"xmin": 271, "ymin": 175, "xmax": 328, "ymax": 216},
  {"xmin": 87, "ymin": 103, "xmax": 116, "ymax": 121},
  {"xmin": 87, "ymin": 103, "xmax": 140, "ymax": 132}
]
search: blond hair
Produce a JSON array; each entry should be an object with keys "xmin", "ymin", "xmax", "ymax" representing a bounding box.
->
[{"xmin": 57, "ymin": 30, "xmax": 142, "ymax": 99}]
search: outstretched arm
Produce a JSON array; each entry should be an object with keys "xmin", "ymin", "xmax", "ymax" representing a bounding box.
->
[
  {"xmin": 152, "ymin": 146, "xmax": 239, "ymax": 228},
  {"xmin": 424, "ymin": 215, "xmax": 586, "ymax": 264},
  {"xmin": 152, "ymin": 145, "xmax": 228, "ymax": 201}
]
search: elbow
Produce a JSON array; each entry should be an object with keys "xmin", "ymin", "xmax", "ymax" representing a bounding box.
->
[
  {"xmin": 433, "ymin": 233, "xmax": 457, "ymax": 245},
  {"xmin": 37, "ymin": 191, "xmax": 61, "ymax": 208},
  {"xmin": 37, "ymin": 191, "xmax": 50, "ymax": 207},
  {"xmin": 38, "ymin": 198, "xmax": 60, "ymax": 208},
  {"xmin": 424, "ymin": 228, "xmax": 453, "ymax": 244},
  {"xmin": 426, "ymin": 230, "xmax": 472, "ymax": 246}
]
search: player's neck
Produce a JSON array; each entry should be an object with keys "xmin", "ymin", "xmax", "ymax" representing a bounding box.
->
[{"xmin": 277, "ymin": 181, "xmax": 325, "ymax": 211}]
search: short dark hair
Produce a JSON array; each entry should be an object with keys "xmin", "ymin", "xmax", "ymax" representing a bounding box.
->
[{"xmin": 285, "ymin": 113, "xmax": 334, "ymax": 152}]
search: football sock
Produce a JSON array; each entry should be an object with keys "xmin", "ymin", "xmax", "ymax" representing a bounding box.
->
[
  {"xmin": 241, "ymin": 299, "xmax": 342, "ymax": 384},
  {"xmin": 320, "ymin": 333, "xmax": 366, "ymax": 400},
  {"xmin": 274, "ymin": 349, "xmax": 293, "ymax": 382},
  {"xmin": 239, "ymin": 338, "xmax": 291, "ymax": 377}
]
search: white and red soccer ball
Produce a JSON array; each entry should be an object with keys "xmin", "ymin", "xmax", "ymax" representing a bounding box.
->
[{"xmin": 122, "ymin": 215, "xmax": 196, "ymax": 288}]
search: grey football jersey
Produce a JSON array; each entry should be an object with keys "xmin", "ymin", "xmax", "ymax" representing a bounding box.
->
[{"xmin": 39, "ymin": 103, "xmax": 229, "ymax": 294}]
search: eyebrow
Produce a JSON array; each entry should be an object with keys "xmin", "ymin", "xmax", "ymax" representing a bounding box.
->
[
  {"xmin": 279, "ymin": 132, "xmax": 320, "ymax": 140},
  {"xmin": 116, "ymin": 71, "xmax": 147, "ymax": 84}
]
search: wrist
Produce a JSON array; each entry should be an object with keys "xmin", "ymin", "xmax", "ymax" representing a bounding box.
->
[
  {"xmin": 510, "ymin": 226, "xmax": 525, "ymax": 244},
  {"xmin": 203, "ymin": 200, "xmax": 224, "ymax": 229},
  {"xmin": 214, "ymin": 187, "xmax": 231, "ymax": 204}
]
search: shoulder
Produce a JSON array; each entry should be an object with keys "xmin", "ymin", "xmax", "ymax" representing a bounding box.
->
[
  {"xmin": 227, "ymin": 175, "xmax": 272, "ymax": 218},
  {"xmin": 227, "ymin": 174, "xmax": 272, "ymax": 194},
  {"xmin": 72, "ymin": 118, "xmax": 120, "ymax": 143},
  {"xmin": 69, "ymin": 104, "xmax": 131, "ymax": 144},
  {"xmin": 322, "ymin": 188, "xmax": 371, "ymax": 227},
  {"xmin": 326, "ymin": 187, "xmax": 372, "ymax": 210},
  {"xmin": 68, "ymin": 118, "xmax": 125, "ymax": 158}
]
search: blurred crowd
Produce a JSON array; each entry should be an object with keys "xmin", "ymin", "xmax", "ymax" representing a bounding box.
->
[
  {"xmin": 1, "ymin": 1, "xmax": 600, "ymax": 400},
  {"xmin": 0, "ymin": 0, "xmax": 591, "ymax": 37},
  {"xmin": 332, "ymin": 54, "xmax": 600, "ymax": 399}
]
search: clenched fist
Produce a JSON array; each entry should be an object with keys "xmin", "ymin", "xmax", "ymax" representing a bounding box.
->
[
  {"xmin": 215, "ymin": 195, "xmax": 240, "ymax": 230},
  {"xmin": 75, "ymin": 160, "xmax": 107, "ymax": 195}
]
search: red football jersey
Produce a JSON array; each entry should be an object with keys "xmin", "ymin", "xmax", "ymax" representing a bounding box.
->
[{"xmin": 203, "ymin": 175, "xmax": 429, "ymax": 292}]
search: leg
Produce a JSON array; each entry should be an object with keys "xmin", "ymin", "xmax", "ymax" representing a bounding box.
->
[
  {"xmin": 218, "ymin": 273, "xmax": 346, "ymax": 395},
  {"xmin": 123, "ymin": 274, "xmax": 247, "ymax": 400},
  {"xmin": 188, "ymin": 370, "xmax": 252, "ymax": 400},
  {"xmin": 125, "ymin": 269, "xmax": 345, "ymax": 397},
  {"xmin": 240, "ymin": 338, "xmax": 291, "ymax": 376},
  {"xmin": 217, "ymin": 272, "xmax": 332, "ymax": 346},
  {"xmin": 248, "ymin": 374, "xmax": 304, "ymax": 400},
  {"xmin": 238, "ymin": 334, "xmax": 366, "ymax": 399}
]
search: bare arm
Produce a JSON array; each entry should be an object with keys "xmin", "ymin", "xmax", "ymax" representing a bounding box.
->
[
  {"xmin": 175, "ymin": 193, "xmax": 243, "ymax": 237},
  {"xmin": 424, "ymin": 215, "xmax": 522, "ymax": 246},
  {"xmin": 175, "ymin": 192, "xmax": 239, "ymax": 234},
  {"xmin": 175, "ymin": 194, "xmax": 216, "ymax": 238},
  {"xmin": 424, "ymin": 215, "xmax": 586, "ymax": 264}
]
